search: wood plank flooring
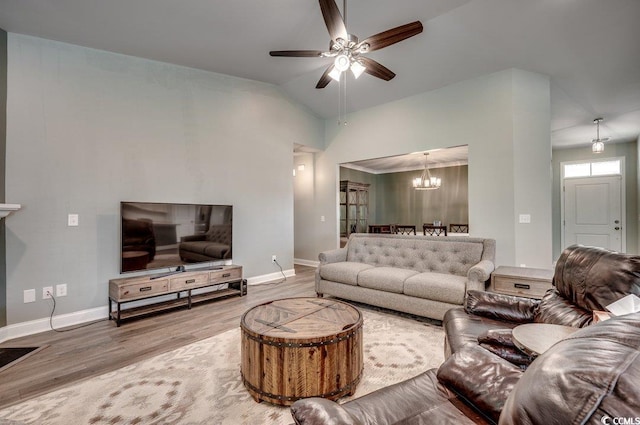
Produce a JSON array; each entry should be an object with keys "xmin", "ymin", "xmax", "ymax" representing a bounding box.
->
[{"xmin": 0, "ymin": 265, "xmax": 317, "ymax": 410}]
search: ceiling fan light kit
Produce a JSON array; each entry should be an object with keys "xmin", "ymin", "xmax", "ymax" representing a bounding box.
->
[{"xmin": 269, "ymin": 0, "xmax": 423, "ymax": 89}]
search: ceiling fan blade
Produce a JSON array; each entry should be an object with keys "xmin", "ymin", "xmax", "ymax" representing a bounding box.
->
[
  {"xmin": 319, "ymin": 0, "xmax": 348, "ymax": 41},
  {"xmin": 359, "ymin": 21, "xmax": 423, "ymax": 52},
  {"xmin": 269, "ymin": 50, "xmax": 325, "ymax": 57},
  {"xmin": 316, "ymin": 65, "xmax": 334, "ymax": 89},
  {"xmin": 360, "ymin": 57, "xmax": 395, "ymax": 81}
]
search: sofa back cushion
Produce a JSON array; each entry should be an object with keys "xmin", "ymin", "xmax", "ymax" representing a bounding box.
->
[
  {"xmin": 553, "ymin": 245, "xmax": 640, "ymax": 312},
  {"xmin": 499, "ymin": 312, "xmax": 640, "ymax": 425},
  {"xmin": 533, "ymin": 289, "xmax": 593, "ymax": 327},
  {"xmin": 205, "ymin": 224, "xmax": 232, "ymax": 245},
  {"xmin": 345, "ymin": 234, "xmax": 491, "ymax": 276}
]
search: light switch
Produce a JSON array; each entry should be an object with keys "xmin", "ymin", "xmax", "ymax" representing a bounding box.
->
[
  {"xmin": 68, "ymin": 214, "xmax": 79, "ymax": 226},
  {"xmin": 518, "ymin": 214, "xmax": 531, "ymax": 224},
  {"xmin": 320, "ymin": 216, "xmax": 326, "ymax": 222}
]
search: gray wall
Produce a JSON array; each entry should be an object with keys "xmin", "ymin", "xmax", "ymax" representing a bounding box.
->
[
  {"xmin": 303, "ymin": 69, "xmax": 552, "ymax": 268},
  {"xmin": 551, "ymin": 141, "xmax": 638, "ymax": 258},
  {"xmin": 5, "ymin": 34, "xmax": 323, "ymax": 324},
  {"xmin": 0, "ymin": 28, "xmax": 7, "ymax": 327}
]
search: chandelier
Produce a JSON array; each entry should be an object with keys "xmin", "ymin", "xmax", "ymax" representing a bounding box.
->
[
  {"xmin": 413, "ymin": 153, "xmax": 441, "ymax": 190},
  {"xmin": 591, "ymin": 118, "xmax": 609, "ymax": 154}
]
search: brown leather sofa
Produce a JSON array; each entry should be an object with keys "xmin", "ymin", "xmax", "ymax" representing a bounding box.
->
[
  {"xmin": 443, "ymin": 244, "xmax": 640, "ymax": 359},
  {"xmin": 290, "ymin": 245, "xmax": 640, "ymax": 424},
  {"xmin": 290, "ymin": 312, "xmax": 640, "ymax": 425}
]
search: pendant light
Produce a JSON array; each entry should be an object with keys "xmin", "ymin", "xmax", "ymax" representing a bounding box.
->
[
  {"xmin": 413, "ymin": 153, "xmax": 441, "ymax": 190},
  {"xmin": 591, "ymin": 118, "xmax": 609, "ymax": 154}
]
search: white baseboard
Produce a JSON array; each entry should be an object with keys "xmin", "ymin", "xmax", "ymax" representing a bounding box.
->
[
  {"xmin": 0, "ymin": 305, "xmax": 109, "ymax": 343},
  {"xmin": 294, "ymin": 258, "xmax": 319, "ymax": 267},
  {"xmin": 247, "ymin": 268, "xmax": 296, "ymax": 285},
  {"xmin": 0, "ymin": 269, "xmax": 297, "ymax": 343}
]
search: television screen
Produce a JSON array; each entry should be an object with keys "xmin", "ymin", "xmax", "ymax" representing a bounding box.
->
[{"xmin": 120, "ymin": 202, "xmax": 233, "ymax": 273}]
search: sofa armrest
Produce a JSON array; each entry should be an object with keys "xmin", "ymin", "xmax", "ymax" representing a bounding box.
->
[
  {"xmin": 290, "ymin": 398, "xmax": 363, "ymax": 425},
  {"xmin": 436, "ymin": 344, "xmax": 523, "ymax": 424},
  {"xmin": 465, "ymin": 290, "xmax": 540, "ymax": 323},
  {"xmin": 180, "ymin": 234, "xmax": 206, "ymax": 242},
  {"xmin": 318, "ymin": 247, "xmax": 348, "ymax": 265},
  {"xmin": 466, "ymin": 260, "xmax": 495, "ymax": 292}
]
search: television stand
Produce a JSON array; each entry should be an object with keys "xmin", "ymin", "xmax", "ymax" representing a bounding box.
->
[{"xmin": 108, "ymin": 265, "xmax": 245, "ymax": 326}]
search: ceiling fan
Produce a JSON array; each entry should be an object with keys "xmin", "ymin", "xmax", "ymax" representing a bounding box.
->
[{"xmin": 269, "ymin": 0, "xmax": 423, "ymax": 89}]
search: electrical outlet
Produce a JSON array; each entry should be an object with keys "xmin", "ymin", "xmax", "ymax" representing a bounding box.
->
[
  {"xmin": 24, "ymin": 289, "xmax": 36, "ymax": 303},
  {"xmin": 43, "ymin": 286, "xmax": 53, "ymax": 299},
  {"xmin": 68, "ymin": 214, "xmax": 79, "ymax": 226},
  {"xmin": 56, "ymin": 284, "xmax": 68, "ymax": 297},
  {"xmin": 272, "ymin": 255, "xmax": 277, "ymax": 263}
]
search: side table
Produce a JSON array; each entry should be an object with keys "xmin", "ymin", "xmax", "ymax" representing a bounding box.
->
[
  {"xmin": 512, "ymin": 323, "xmax": 578, "ymax": 357},
  {"xmin": 490, "ymin": 266, "xmax": 553, "ymax": 299}
]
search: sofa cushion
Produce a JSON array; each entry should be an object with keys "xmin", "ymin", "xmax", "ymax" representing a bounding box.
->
[
  {"xmin": 553, "ymin": 244, "xmax": 640, "ymax": 313},
  {"xmin": 345, "ymin": 234, "xmax": 487, "ymax": 276},
  {"xmin": 179, "ymin": 241, "xmax": 229, "ymax": 259},
  {"xmin": 357, "ymin": 267, "xmax": 418, "ymax": 294},
  {"xmin": 533, "ymin": 289, "xmax": 592, "ymax": 327},
  {"xmin": 404, "ymin": 272, "xmax": 467, "ymax": 305},
  {"xmin": 319, "ymin": 262, "xmax": 374, "ymax": 286},
  {"xmin": 437, "ymin": 345, "xmax": 523, "ymax": 424}
]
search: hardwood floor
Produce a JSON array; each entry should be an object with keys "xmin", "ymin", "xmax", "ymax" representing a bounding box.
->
[{"xmin": 0, "ymin": 265, "xmax": 317, "ymax": 410}]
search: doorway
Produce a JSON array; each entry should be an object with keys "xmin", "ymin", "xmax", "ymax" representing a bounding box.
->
[{"xmin": 561, "ymin": 158, "xmax": 625, "ymax": 252}]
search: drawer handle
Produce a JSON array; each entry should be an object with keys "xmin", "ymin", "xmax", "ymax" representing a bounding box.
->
[
  {"xmin": 222, "ymin": 273, "xmax": 231, "ymax": 278},
  {"xmin": 514, "ymin": 283, "xmax": 530, "ymax": 290},
  {"xmin": 185, "ymin": 279, "xmax": 196, "ymax": 284},
  {"xmin": 139, "ymin": 286, "xmax": 152, "ymax": 292}
]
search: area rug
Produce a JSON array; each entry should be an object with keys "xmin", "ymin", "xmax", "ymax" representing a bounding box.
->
[{"xmin": 0, "ymin": 308, "xmax": 444, "ymax": 425}]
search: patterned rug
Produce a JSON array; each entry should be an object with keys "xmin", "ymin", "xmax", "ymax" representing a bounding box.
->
[{"xmin": 0, "ymin": 308, "xmax": 444, "ymax": 425}]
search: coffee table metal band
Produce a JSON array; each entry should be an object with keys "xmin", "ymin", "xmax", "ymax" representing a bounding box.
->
[
  {"xmin": 243, "ymin": 328, "xmax": 359, "ymax": 348},
  {"xmin": 241, "ymin": 372, "xmax": 362, "ymax": 402}
]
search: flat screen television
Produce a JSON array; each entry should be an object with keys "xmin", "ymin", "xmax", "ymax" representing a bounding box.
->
[{"xmin": 120, "ymin": 201, "xmax": 233, "ymax": 274}]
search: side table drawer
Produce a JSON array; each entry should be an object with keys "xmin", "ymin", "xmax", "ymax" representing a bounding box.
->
[
  {"xmin": 170, "ymin": 274, "xmax": 209, "ymax": 291},
  {"xmin": 210, "ymin": 267, "xmax": 242, "ymax": 282},
  {"xmin": 118, "ymin": 279, "xmax": 168, "ymax": 301},
  {"xmin": 493, "ymin": 277, "xmax": 551, "ymax": 299}
]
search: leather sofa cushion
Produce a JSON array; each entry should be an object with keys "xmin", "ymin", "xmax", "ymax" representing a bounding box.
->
[
  {"xmin": 533, "ymin": 289, "xmax": 592, "ymax": 327},
  {"xmin": 553, "ymin": 244, "xmax": 640, "ymax": 312},
  {"xmin": 443, "ymin": 308, "xmax": 521, "ymax": 357},
  {"xmin": 437, "ymin": 345, "xmax": 523, "ymax": 424},
  {"xmin": 357, "ymin": 267, "xmax": 418, "ymax": 294},
  {"xmin": 318, "ymin": 262, "xmax": 374, "ymax": 286},
  {"xmin": 404, "ymin": 273, "xmax": 467, "ymax": 305},
  {"xmin": 465, "ymin": 290, "xmax": 539, "ymax": 324},
  {"xmin": 500, "ymin": 312, "xmax": 640, "ymax": 425}
]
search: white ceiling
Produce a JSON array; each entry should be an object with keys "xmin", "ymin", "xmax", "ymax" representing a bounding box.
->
[{"xmin": 1, "ymin": 0, "xmax": 639, "ymax": 151}]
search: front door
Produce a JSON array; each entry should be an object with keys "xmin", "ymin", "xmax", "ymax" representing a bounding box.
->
[{"xmin": 563, "ymin": 175, "xmax": 623, "ymax": 251}]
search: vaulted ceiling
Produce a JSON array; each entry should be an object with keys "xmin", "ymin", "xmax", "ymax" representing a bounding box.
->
[{"xmin": 1, "ymin": 0, "xmax": 639, "ymax": 150}]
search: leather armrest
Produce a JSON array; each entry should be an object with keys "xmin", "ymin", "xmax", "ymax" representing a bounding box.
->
[
  {"xmin": 318, "ymin": 247, "xmax": 348, "ymax": 264},
  {"xmin": 465, "ymin": 290, "xmax": 539, "ymax": 324},
  {"xmin": 290, "ymin": 398, "xmax": 363, "ymax": 425},
  {"xmin": 436, "ymin": 345, "xmax": 523, "ymax": 424}
]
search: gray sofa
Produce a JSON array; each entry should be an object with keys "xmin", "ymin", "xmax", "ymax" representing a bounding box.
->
[
  {"xmin": 179, "ymin": 224, "xmax": 232, "ymax": 262},
  {"xmin": 316, "ymin": 233, "xmax": 496, "ymax": 320}
]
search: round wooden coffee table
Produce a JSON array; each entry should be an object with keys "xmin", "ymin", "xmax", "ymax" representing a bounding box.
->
[{"xmin": 240, "ymin": 297, "xmax": 363, "ymax": 406}]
